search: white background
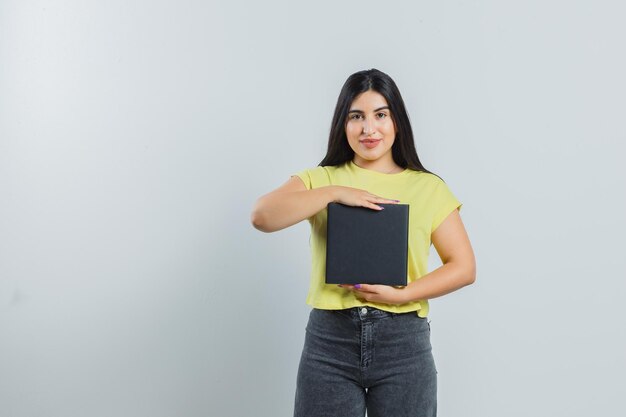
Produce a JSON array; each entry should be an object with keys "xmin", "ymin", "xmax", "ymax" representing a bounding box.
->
[{"xmin": 1, "ymin": 1, "xmax": 625, "ymax": 416}]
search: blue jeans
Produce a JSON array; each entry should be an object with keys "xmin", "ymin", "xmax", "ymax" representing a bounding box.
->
[{"xmin": 293, "ymin": 307, "xmax": 437, "ymax": 417}]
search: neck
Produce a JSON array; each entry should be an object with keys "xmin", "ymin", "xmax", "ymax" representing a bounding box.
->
[{"xmin": 353, "ymin": 157, "xmax": 402, "ymax": 174}]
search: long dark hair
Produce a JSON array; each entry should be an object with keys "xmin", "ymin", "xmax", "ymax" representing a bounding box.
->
[{"xmin": 319, "ymin": 68, "xmax": 437, "ymax": 177}]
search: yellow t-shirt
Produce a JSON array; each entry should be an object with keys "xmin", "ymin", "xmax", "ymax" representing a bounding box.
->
[{"xmin": 293, "ymin": 160, "xmax": 463, "ymax": 318}]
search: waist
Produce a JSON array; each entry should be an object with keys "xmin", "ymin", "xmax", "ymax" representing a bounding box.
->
[{"xmin": 316, "ymin": 306, "xmax": 419, "ymax": 320}]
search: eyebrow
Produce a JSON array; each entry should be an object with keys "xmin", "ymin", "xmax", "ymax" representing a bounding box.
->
[{"xmin": 348, "ymin": 106, "xmax": 390, "ymax": 114}]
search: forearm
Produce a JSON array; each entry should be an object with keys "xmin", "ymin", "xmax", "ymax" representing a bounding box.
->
[
  {"xmin": 251, "ymin": 186, "xmax": 337, "ymax": 232},
  {"xmin": 404, "ymin": 261, "xmax": 476, "ymax": 302}
]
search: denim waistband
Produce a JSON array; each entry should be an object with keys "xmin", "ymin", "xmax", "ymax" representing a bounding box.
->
[{"xmin": 327, "ymin": 306, "xmax": 419, "ymax": 321}]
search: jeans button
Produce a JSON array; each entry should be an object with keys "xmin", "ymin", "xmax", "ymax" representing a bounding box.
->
[{"xmin": 360, "ymin": 307, "xmax": 368, "ymax": 315}]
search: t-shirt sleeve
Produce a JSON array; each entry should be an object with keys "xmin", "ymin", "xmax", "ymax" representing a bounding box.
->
[
  {"xmin": 430, "ymin": 179, "xmax": 463, "ymax": 233},
  {"xmin": 290, "ymin": 166, "xmax": 330, "ymax": 191},
  {"xmin": 291, "ymin": 168, "xmax": 313, "ymax": 190},
  {"xmin": 290, "ymin": 167, "xmax": 326, "ymax": 225}
]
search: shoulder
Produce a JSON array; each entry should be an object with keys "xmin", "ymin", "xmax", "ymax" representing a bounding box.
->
[
  {"xmin": 294, "ymin": 165, "xmax": 335, "ymax": 181},
  {"xmin": 293, "ymin": 164, "xmax": 345, "ymax": 189},
  {"xmin": 404, "ymin": 169, "xmax": 446, "ymax": 188},
  {"xmin": 298, "ymin": 163, "xmax": 348, "ymax": 179},
  {"xmin": 403, "ymin": 171, "xmax": 460, "ymax": 206}
]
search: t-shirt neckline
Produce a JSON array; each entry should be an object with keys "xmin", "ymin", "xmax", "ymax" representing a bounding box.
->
[{"xmin": 348, "ymin": 160, "xmax": 410, "ymax": 177}]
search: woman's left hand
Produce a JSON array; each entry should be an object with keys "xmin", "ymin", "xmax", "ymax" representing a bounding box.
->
[{"xmin": 338, "ymin": 284, "xmax": 409, "ymax": 305}]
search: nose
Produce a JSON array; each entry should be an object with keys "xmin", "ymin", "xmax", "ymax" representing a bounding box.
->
[{"xmin": 363, "ymin": 119, "xmax": 375, "ymax": 135}]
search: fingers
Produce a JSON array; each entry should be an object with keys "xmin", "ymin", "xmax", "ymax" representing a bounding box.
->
[
  {"xmin": 338, "ymin": 284, "xmax": 373, "ymax": 302},
  {"xmin": 364, "ymin": 195, "xmax": 401, "ymax": 211},
  {"xmin": 336, "ymin": 187, "xmax": 400, "ymax": 210},
  {"xmin": 338, "ymin": 284, "xmax": 377, "ymax": 293},
  {"xmin": 355, "ymin": 284, "xmax": 376, "ymax": 292},
  {"xmin": 337, "ymin": 284, "xmax": 404, "ymax": 304},
  {"xmin": 365, "ymin": 202, "xmax": 384, "ymax": 211}
]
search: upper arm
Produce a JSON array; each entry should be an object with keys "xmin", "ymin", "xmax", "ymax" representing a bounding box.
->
[
  {"xmin": 431, "ymin": 209, "xmax": 476, "ymax": 278},
  {"xmin": 267, "ymin": 175, "xmax": 308, "ymax": 195},
  {"xmin": 254, "ymin": 175, "xmax": 308, "ymax": 207},
  {"xmin": 251, "ymin": 175, "xmax": 309, "ymax": 231}
]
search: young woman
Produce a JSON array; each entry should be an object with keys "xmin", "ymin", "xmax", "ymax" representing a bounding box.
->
[{"xmin": 251, "ymin": 68, "xmax": 476, "ymax": 417}]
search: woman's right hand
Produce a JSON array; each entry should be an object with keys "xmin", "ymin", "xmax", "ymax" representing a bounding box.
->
[{"xmin": 331, "ymin": 186, "xmax": 400, "ymax": 211}]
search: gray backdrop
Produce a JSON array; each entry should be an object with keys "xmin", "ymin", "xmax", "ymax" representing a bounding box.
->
[{"xmin": 1, "ymin": 1, "xmax": 625, "ymax": 416}]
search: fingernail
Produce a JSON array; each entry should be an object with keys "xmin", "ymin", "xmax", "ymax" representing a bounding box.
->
[
  {"xmin": 379, "ymin": 207, "xmax": 385, "ymax": 210},
  {"xmin": 394, "ymin": 200, "xmax": 401, "ymax": 202},
  {"xmin": 354, "ymin": 284, "xmax": 361, "ymax": 289}
]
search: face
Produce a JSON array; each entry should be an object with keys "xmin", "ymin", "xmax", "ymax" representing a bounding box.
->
[{"xmin": 345, "ymin": 90, "xmax": 397, "ymax": 167}]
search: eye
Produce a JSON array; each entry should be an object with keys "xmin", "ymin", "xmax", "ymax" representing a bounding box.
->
[
  {"xmin": 377, "ymin": 112, "xmax": 388, "ymax": 119},
  {"xmin": 349, "ymin": 114, "xmax": 362, "ymax": 120}
]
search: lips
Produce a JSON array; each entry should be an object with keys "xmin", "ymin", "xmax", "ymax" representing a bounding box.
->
[{"xmin": 360, "ymin": 139, "xmax": 382, "ymax": 149}]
